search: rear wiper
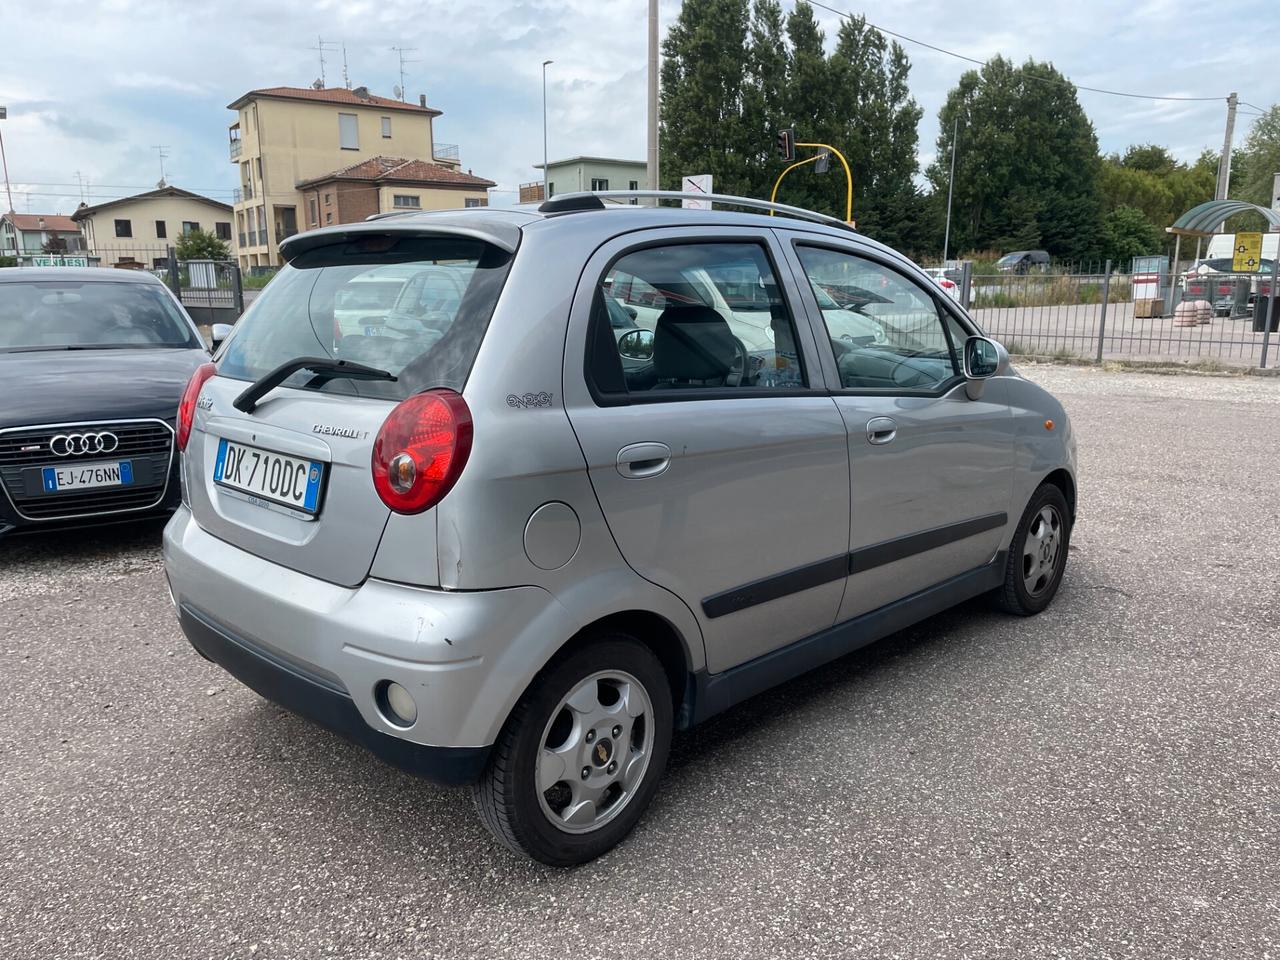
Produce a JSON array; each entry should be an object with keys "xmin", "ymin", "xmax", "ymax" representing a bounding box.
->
[{"xmin": 233, "ymin": 356, "xmax": 396, "ymax": 413}]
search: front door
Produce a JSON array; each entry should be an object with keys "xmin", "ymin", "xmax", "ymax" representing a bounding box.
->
[
  {"xmin": 562, "ymin": 229, "xmax": 851, "ymax": 674},
  {"xmin": 782, "ymin": 238, "xmax": 1015, "ymax": 622}
]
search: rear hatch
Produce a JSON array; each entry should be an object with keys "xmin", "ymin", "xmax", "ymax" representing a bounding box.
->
[{"xmin": 185, "ymin": 228, "xmax": 515, "ymax": 587}]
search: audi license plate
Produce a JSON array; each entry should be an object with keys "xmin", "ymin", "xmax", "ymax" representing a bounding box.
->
[
  {"xmin": 41, "ymin": 461, "xmax": 133, "ymax": 492},
  {"xmin": 213, "ymin": 438, "xmax": 324, "ymax": 515}
]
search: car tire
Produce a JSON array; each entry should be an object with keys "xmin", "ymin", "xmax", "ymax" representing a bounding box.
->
[
  {"xmin": 472, "ymin": 635, "xmax": 673, "ymax": 866},
  {"xmin": 996, "ymin": 483, "xmax": 1071, "ymax": 616}
]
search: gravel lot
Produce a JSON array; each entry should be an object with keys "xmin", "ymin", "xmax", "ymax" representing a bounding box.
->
[{"xmin": 2, "ymin": 365, "xmax": 1278, "ymax": 959}]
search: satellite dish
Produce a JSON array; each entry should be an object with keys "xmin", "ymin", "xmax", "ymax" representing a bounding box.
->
[{"xmin": 393, "ymin": 84, "xmax": 403, "ymax": 100}]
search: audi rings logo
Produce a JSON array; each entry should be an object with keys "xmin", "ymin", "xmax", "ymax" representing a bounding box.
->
[{"xmin": 49, "ymin": 432, "xmax": 120, "ymax": 457}]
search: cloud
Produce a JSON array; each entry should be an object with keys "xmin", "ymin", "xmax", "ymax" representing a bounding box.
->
[{"xmin": 0, "ymin": 0, "xmax": 1274, "ymax": 217}]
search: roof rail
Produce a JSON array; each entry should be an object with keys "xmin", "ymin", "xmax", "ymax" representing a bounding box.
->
[{"xmin": 538, "ymin": 190, "xmax": 856, "ymax": 232}]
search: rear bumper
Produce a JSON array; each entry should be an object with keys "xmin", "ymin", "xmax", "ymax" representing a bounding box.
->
[
  {"xmin": 163, "ymin": 506, "xmax": 559, "ymax": 772},
  {"xmin": 179, "ymin": 603, "xmax": 489, "ymax": 784}
]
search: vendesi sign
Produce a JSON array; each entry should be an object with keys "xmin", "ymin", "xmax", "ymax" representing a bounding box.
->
[
  {"xmin": 29, "ymin": 255, "xmax": 89, "ymax": 267},
  {"xmin": 1232, "ymin": 232, "xmax": 1262, "ymax": 272}
]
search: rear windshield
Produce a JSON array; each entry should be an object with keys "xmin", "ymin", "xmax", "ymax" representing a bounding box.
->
[
  {"xmin": 217, "ymin": 235, "xmax": 512, "ymax": 400},
  {"xmin": 0, "ymin": 280, "xmax": 201, "ymax": 352}
]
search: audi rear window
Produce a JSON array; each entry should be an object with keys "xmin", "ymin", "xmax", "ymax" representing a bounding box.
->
[{"xmin": 217, "ymin": 235, "xmax": 513, "ymax": 401}]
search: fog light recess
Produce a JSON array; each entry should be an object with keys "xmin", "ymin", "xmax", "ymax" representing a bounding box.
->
[{"xmin": 376, "ymin": 680, "xmax": 418, "ymax": 728}]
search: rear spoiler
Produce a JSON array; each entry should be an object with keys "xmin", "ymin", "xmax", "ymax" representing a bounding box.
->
[{"xmin": 279, "ymin": 214, "xmax": 524, "ymax": 262}]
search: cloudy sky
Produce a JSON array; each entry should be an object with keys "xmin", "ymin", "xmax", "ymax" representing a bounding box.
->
[{"xmin": 1, "ymin": 0, "xmax": 1275, "ymax": 216}]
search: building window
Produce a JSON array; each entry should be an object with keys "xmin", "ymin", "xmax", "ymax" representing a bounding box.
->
[
  {"xmin": 215, "ymin": 222, "xmax": 231, "ymax": 241},
  {"xmin": 182, "ymin": 221, "xmax": 199, "ymax": 235},
  {"xmin": 324, "ymin": 193, "xmax": 331, "ymax": 205},
  {"xmin": 381, "ymin": 116, "xmax": 392, "ymax": 138},
  {"xmin": 393, "ymin": 194, "xmax": 421, "ymax": 209},
  {"xmin": 309, "ymin": 198, "xmax": 318, "ymax": 226},
  {"xmin": 325, "ymin": 212, "xmax": 333, "ymax": 224},
  {"xmin": 155, "ymin": 220, "xmax": 167, "ymax": 239},
  {"xmin": 338, "ymin": 113, "xmax": 359, "ymax": 150},
  {"xmin": 114, "ymin": 219, "xmax": 132, "ymax": 238},
  {"xmin": 590, "ymin": 178, "xmax": 609, "ymax": 191},
  {"xmin": 629, "ymin": 179, "xmax": 640, "ymax": 204},
  {"xmin": 464, "ymin": 198, "xmax": 486, "ymax": 208},
  {"xmin": 548, "ymin": 182, "xmax": 554, "ymax": 198}
]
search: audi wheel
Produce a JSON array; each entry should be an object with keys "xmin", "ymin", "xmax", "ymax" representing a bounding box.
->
[{"xmin": 472, "ymin": 635, "xmax": 672, "ymax": 866}]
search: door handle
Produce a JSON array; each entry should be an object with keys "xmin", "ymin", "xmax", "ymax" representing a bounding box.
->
[
  {"xmin": 616, "ymin": 442, "xmax": 671, "ymax": 478},
  {"xmin": 866, "ymin": 417, "xmax": 897, "ymax": 445}
]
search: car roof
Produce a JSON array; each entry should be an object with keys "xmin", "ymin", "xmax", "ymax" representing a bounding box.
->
[
  {"xmin": 279, "ymin": 203, "xmax": 920, "ymax": 276},
  {"xmin": 0, "ymin": 267, "xmax": 164, "ymax": 284}
]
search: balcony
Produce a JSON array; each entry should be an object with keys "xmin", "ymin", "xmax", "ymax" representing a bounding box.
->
[
  {"xmin": 233, "ymin": 184, "xmax": 253, "ymax": 203},
  {"xmin": 229, "ymin": 139, "xmax": 242, "ymax": 161},
  {"xmin": 434, "ymin": 142, "xmax": 459, "ymax": 163}
]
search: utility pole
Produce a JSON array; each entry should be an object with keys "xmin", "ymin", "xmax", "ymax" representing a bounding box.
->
[
  {"xmin": 541, "ymin": 60, "xmax": 553, "ymax": 201},
  {"xmin": 1215, "ymin": 92, "xmax": 1238, "ymax": 201},
  {"xmin": 0, "ymin": 105, "xmax": 14, "ymax": 219},
  {"xmin": 942, "ymin": 114, "xmax": 958, "ymax": 263},
  {"xmin": 646, "ymin": 0, "xmax": 659, "ymax": 193}
]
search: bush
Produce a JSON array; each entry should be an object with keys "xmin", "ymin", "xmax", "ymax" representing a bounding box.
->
[{"xmin": 176, "ymin": 228, "xmax": 231, "ymax": 261}]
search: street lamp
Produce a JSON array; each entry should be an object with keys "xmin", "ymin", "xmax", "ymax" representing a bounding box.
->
[{"xmin": 541, "ymin": 60, "xmax": 553, "ymax": 201}]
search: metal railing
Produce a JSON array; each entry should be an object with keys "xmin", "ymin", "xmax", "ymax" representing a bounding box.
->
[
  {"xmin": 434, "ymin": 142, "xmax": 459, "ymax": 162},
  {"xmin": 967, "ymin": 265, "xmax": 1280, "ymax": 368},
  {"xmin": 229, "ymin": 138, "xmax": 242, "ymax": 160},
  {"xmin": 257, "ymin": 228, "xmax": 268, "ymax": 246}
]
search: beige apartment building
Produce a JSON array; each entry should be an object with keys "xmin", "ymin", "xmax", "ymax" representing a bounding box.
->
[
  {"xmin": 71, "ymin": 187, "xmax": 233, "ymax": 267},
  {"xmin": 228, "ymin": 85, "xmax": 487, "ymax": 271}
]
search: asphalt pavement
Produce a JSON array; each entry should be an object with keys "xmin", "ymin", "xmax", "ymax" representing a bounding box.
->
[{"xmin": 1, "ymin": 364, "xmax": 1278, "ymax": 959}]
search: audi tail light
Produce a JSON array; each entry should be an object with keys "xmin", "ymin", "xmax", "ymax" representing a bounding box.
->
[
  {"xmin": 177, "ymin": 362, "xmax": 217, "ymax": 452},
  {"xmin": 371, "ymin": 389, "xmax": 473, "ymax": 514}
]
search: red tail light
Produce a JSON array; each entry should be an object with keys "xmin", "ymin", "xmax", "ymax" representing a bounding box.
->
[
  {"xmin": 1217, "ymin": 284, "xmax": 1232, "ymax": 295},
  {"xmin": 371, "ymin": 389, "xmax": 473, "ymax": 514},
  {"xmin": 177, "ymin": 362, "xmax": 216, "ymax": 452}
]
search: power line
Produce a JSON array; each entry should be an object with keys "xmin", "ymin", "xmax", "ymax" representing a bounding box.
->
[{"xmin": 807, "ymin": 0, "xmax": 1239, "ymax": 103}]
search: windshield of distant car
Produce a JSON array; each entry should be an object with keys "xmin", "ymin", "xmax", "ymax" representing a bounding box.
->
[
  {"xmin": 0, "ymin": 280, "xmax": 202, "ymax": 352},
  {"xmin": 997, "ymin": 254, "xmax": 1022, "ymax": 265}
]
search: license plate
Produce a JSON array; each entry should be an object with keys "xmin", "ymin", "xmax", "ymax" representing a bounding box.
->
[
  {"xmin": 213, "ymin": 439, "xmax": 324, "ymax": 514},
  {"xmin": 41, "ymin": 460, "xmax": 133, "ymax": 492}
]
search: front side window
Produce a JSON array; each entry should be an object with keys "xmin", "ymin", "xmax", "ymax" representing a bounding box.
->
[
  {"xmin": 114, "ymin": 219, "xmax": 132, "ymax": 238},
  {"xmin": 338, "ymin": 112, "xmax": 359, "ymax": 150},
  {"xmin": 393, "ymin": 194, "xmax": 421, "ymax": 209},
  {"xmin": 216, "ymin": 235, "xmax": 512, "ymax": 401},
  {"xmin": 795, "ymin": 245, "xmax": 961, "ymax": 392},
  {"xmin": 589, "ymin": 242, "xmax": 806, "ymax": 397},
  {"xmin": 0, "ymin": 281, "xmax": 201, "ymax": 352}
]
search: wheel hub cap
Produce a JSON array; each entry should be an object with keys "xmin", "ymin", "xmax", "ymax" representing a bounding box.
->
[
  {"xmin": 535, "ymin": 670, "xmax": 654, "ymax": 834},
  {"xmin": 1022, "ymin": 504, "xmax": 1063, "ymax": 597}
]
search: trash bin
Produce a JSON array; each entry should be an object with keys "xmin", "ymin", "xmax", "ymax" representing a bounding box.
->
[{"xmin": 1253, "ymin": 294, "xmax": 1280, "ymax": 332}]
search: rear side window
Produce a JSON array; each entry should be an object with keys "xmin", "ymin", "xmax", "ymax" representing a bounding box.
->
[
  {"xmin": 217, "ymin": 235, "xmax": 512, "ymax": 401},
  {"xmin": 588, "ymin": 242, "xmax": 807, "ymax": 398}
]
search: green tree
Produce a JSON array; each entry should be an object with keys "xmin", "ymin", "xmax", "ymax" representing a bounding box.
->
[
  {"xmin": 41, "ymin": 235, "xmax": 69, "ymax": 254},
  {"xmin": 659, "ymin": 0, "xmax": 753, "ymax": 193},
  {"xmin": 928, "ymin": 56, "xmax": 1102, "ymax": 260},
  {"xmin": 1100, "ymin": 204, "xmax": 1161, "ymax": 267},
  {"xmin": 175, "ymin": 227, "xmax": 230, "ymax": 261},
  {"xmin": 1231, "ymin": 103, "xmax": 1280, "ymax": 208}
]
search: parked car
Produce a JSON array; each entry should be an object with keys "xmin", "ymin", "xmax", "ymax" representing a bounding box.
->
[
  {"xmin": 922, "ymin": 266, "xmax": 961, "ymax": 301},
  {"xmin": 0, "ymin": 268, "xmax": 210, "ymax": 537},
  {"xmin": 996, "ymin": 250, "xmax": 1050, "ymax": 274},
  {"xmin": 164, "ymin": 197, "xmax": 1077, "ymax": 866}
]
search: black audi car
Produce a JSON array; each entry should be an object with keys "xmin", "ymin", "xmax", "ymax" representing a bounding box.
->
[{"xmin": 0, "ymin": 268, "xmax": 211, "ymax": 537}]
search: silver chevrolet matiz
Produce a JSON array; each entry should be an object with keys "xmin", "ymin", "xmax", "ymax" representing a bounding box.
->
[{"xmin": 164, "ymin": 192, "xmax": 1077, "ymax": 865}]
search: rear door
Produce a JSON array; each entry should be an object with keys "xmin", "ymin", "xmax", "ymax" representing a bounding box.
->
[
  {"xmin": 780, "ymin": 236, "xmax": 1015, "ymax": 621},
  {"xmin": 185, "ymin": 231, "xmax": 513, "ymax": 587},
  {"xmin": 562, "ymin": 228, "xmax": 851, "ymax": 674}
]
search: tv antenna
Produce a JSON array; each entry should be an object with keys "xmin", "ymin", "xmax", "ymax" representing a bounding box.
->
[
  {"xmin": 341, "ymin": 43, "xmax": 351, "ymax": 89},
  {"xmin": 153, "ymin": 145, "xmax": 169, "ymax": 187},
  {"xmin": 311, "ymin": 36, "xmax": 339, "ymax": 87},
  {"xmin": 390, "ymin": 46, "xmax": 420, "ymax": 100}
]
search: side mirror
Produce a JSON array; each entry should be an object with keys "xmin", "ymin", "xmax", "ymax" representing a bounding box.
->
[
  {"xmin": 962, "ymin": 335, "xmax": 1007, "ymax": 400},
  {"xmin": 210, "ymin": 322, "xmax": 234, "ymax": 351},
  {"xmin": 618, "ymin": 328, "xmax": 655, "ymax": 360}
]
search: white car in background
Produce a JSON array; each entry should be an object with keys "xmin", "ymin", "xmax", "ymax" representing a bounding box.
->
[{"xmin": 922, "ymin": 267, "xmax": 961, "ymax": 301}]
